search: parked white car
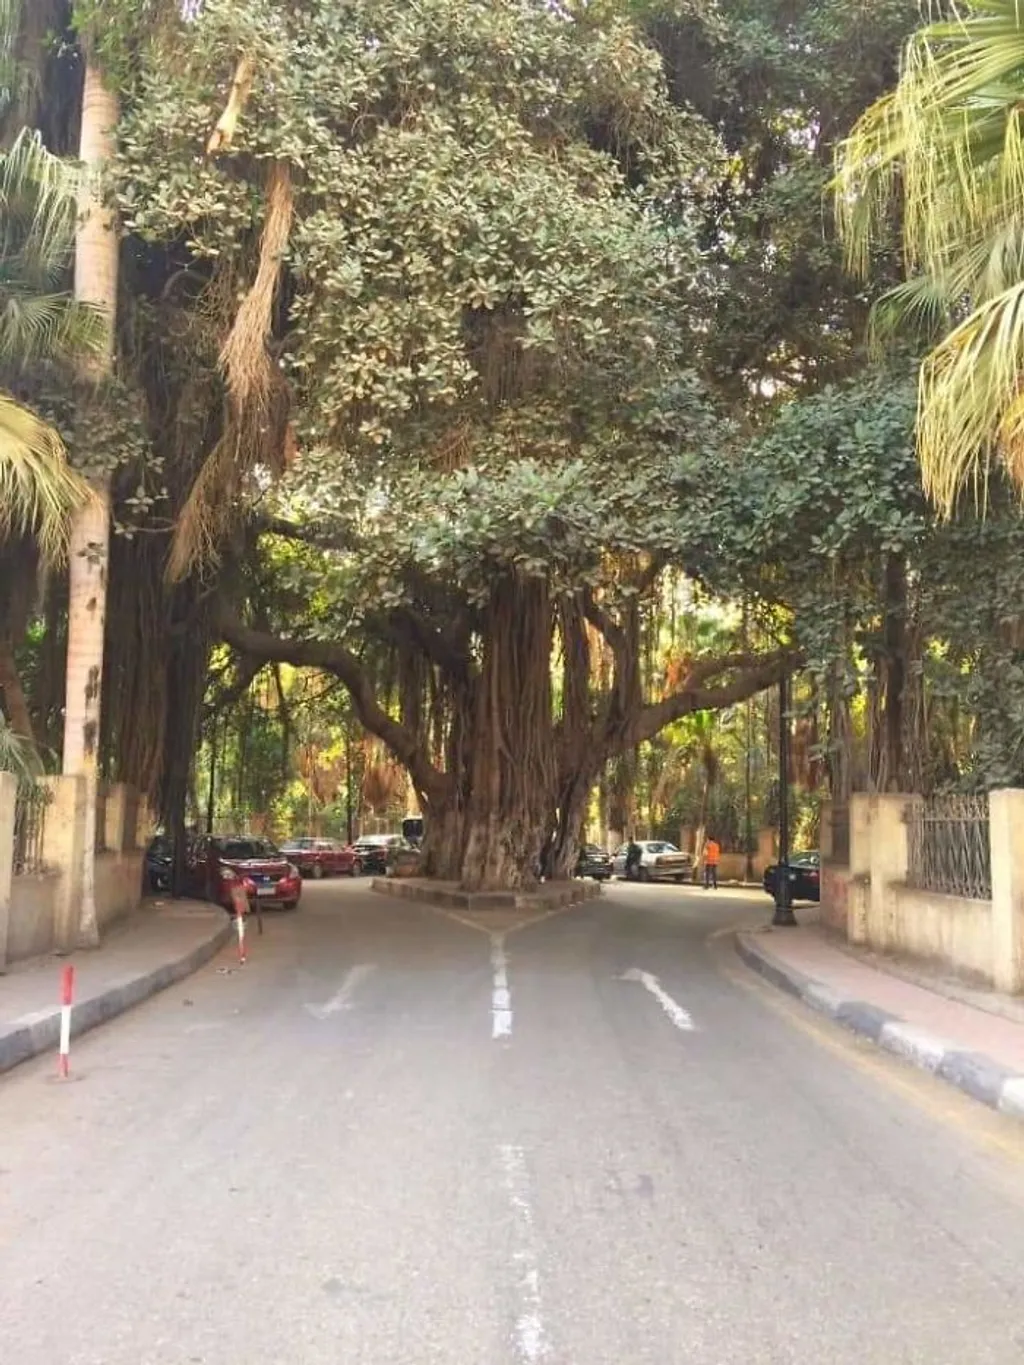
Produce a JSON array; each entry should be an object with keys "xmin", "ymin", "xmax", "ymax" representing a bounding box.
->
[{"xmin": 611, "ymin": 840, "xmax": 694, "ymax": 883}]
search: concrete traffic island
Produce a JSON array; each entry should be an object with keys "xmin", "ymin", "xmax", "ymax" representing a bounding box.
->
[{"xmin": 371, "ymin": 876, "xmax": 602, "ymax": 914}]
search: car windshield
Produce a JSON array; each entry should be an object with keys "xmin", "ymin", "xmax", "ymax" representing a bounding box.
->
[
  {"xmin": 218, "ymin": 839, "xmax": 278, "ymax": 860},
  {"xmin": 282, "ymin": 838, "xmax": 314, "ymax": 849},
  {"xmin": 645, "ymin": 842, "xmax": 679, "ymax": 853}
]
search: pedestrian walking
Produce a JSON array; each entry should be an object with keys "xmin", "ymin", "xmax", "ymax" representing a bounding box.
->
[
  {"xmin": 703, "ymin": 835, "xmax": 720, "ymax": 889},
  {"xmin": 625, "ymin": 836, "xmax": 642, "ymax": 881}
]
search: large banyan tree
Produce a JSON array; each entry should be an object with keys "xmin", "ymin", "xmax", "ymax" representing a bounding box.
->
[{"xmin": 112, "ymin": 0, "xmax": 790, "ymax": 888}]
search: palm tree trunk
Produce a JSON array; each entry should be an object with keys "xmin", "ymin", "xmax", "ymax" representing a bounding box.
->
[{"xmin": 62, "ymin": 56, "xmax": 119, "ymax": 947}]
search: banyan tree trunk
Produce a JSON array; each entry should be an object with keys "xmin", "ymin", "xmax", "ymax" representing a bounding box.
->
[{"xmin": 457, "ymin": 576, "xmax": 557, "ymax": 891}]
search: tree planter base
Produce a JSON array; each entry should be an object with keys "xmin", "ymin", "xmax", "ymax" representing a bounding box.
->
[{"xmin": 371, "ymin": 877, "xmax": 601, "ymax": 915}]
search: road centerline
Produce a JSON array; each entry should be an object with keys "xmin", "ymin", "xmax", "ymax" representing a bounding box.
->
[
  {"xmin": 491, "ymin": 933, "xmax": 513, "ymax": 1039},
  {"xmin": 498, "ymin": 1143, "xmax": 551, "ymax": 1362}
]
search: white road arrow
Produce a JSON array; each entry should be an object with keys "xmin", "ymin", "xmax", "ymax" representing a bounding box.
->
[
  {"xmin": 620, "ymin": 968, "xmax": 695, "ymax": 1032},
  {"xmin": 305, "ymin": 963, "xmax": 377, "ymax": 1019}
]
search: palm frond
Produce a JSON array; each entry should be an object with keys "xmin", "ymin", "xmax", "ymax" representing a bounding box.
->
[
  {"xmin": 917, "ymin": 281, "xmax": 1024, "ymax": 511},
  {"xmin": 869, "ymin": 275, "xmax": 954, "ymax": 351},
  {"xmin": 0, "ymin": 289, "xmax": 104, "ymax": 364},
  {"xmin": 834, "ymin": 0, "xmax": 1024, "ymax": 280},
  {"xmin": 0, "ymin": 391, "xmax": 94, "ymax": 561},
  {"xmin": 835, "ymin": 1, "xmax": 1024, "ymax": 506},
  {"xmin": 0, "ymin": 128, "xmax": 80, "ymax": 272},
  {"xmin": 0, "ymin": 714, "xmax": 42, "ymax": 781}
]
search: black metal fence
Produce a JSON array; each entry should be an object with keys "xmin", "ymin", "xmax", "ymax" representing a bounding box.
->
[
  {"xmin": 13, "ymin": 782, "xmax": 49, "ymax": 876},
  {"xmin": 905, "ymin": 794, "xmax": 991, "ymax": 901}
]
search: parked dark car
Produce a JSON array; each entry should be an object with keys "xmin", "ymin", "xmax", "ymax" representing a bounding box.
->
[
  {"xmin": 280, "ymin": 837, "xmax": 360, "ymax": 879},
  {"xmin": 576, "ymin": 844, "xmax": 613, "ymax": 881},
  {"xmin": 352, "ymin": 834, "xmax": 404, "ymax": 876},
  {"xmin": 763, "ymin": 851, "xmax": 820, "ymax": 903}
]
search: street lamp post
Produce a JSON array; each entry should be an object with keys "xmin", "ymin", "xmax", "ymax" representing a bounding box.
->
[
  {"xmin": 344, "ymin": 729, "xmax": 354, "ymax": 846},
  {"xmin": 744, "ymin": 695, "xmax": 754, "ymax": 883},
  {"xmin": 772, "ymin": 669, "xmax": 798, "ymax": 927}
]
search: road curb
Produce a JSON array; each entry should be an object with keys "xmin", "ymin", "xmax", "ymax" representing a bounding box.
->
[
  {"xmin": 736, "ymin": 932, "xmax": 1024, "ymax": 1121},
  {"xmin": 0, "ymin": 919, "xmax": 233, "ymax": 1077}
]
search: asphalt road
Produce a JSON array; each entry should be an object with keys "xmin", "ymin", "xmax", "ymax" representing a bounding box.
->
[{"xmin": 2, "ymin": 880, "xmax": 1024, "ymax": 1365}]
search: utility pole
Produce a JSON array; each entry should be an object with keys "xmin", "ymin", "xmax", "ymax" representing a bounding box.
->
[{"xmin": 773, "ymin": 670, "xmax": 797, "ymax": 926}]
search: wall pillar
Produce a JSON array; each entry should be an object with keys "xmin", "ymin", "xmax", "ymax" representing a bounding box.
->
[
  {"xmin": 42, "ymin": 775, "xmax": 86, "ymax": 952},
  {"xmin": 989, "ymin": 789, "xmax": 1024, "ymax": 994},
  {"xmin": 846, "ymin": 794, "xmax": 872, "ymax": 945},
  {"xmin": 819, "ymin": 799, "xmax": 833, "ymax": 861},
  {"xmin": 104, "ymin": 783, "xmax": 128, "ymax": 852},
  {"xmin": 865, "ymin": 793, "xmax": 910, "ymax": 954},
  {"xmin": 0, "ymin": 772, "xmax": 16, "ymax": 969}
]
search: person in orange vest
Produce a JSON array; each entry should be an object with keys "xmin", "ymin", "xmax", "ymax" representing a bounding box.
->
[{"xmin": 703, "ymin": 835, "xmax": 721, "ymax": 889}]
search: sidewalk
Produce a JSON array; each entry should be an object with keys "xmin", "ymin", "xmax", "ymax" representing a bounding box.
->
[
  {"xmin": 737, "ymin": 921, "xmax": 1024, "ymax": 1120},
  {"xmin": 0, "ymin": 900, "xmax": 232, "ymax": 1075}
]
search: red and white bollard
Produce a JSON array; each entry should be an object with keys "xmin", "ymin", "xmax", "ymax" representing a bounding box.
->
[
  {"xmin": 58, "ymin": 964, "xmax": 74, "ymax": 1079},
  {"xmin": 231, "ymin": 884, "xmax": 248, "ymax": 965}
]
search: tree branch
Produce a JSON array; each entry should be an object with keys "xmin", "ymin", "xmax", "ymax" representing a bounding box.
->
[
  {"xmin": 624, "ymin": 649, "xmax": 799, "ymax": 749},
  {"xmin": 252, "ymin": 513, "xmax": 355, "ymax": 553},
  {"xmin": 581, "ymin": 587, "xmax": 627, "ymax": 654},
  {"xmin": 379, "ymin": 606, "xmax": 472, "ymax": 681},
  {"xmin": 215, "ymin": 604, "xmax": 447, "ymax": 802},
  {"xmin": 202, "ymin": 652, "xmax": 263, "ymax": 724}
]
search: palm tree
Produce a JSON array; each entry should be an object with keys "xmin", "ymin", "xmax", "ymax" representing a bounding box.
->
[
  {"xmin": 834, "ymin": 0, "xmax": 1024, "ymax": 512},
  {"xmin": 0, "ymin": 128, "xmax": 97, "ymax": 748},
  {"xmin": 0, "ymin": 128, "xmax": 97, "ymax": 546},
  {"xmin": 63, "ymin": 52, "xmax": 120, "ymax": 946}
]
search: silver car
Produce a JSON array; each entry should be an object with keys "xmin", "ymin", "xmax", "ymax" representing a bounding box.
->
[{"xmin": 612, "ymin": 840, "xmax": 694, "ymax": 883}]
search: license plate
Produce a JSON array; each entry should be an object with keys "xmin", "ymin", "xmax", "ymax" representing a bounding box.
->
[{"xmin": 257, "ymin": 886, "xmax": 276, "ymax": 896}]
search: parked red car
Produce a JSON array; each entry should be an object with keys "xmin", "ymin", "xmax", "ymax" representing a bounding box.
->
[
  {"xmin": 279, "ymin": 837, "xmax": 361, "ymax": 879},
  {"xmin": 188, "ymin": 836, "xmax": 302, "ymax": 911}
]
